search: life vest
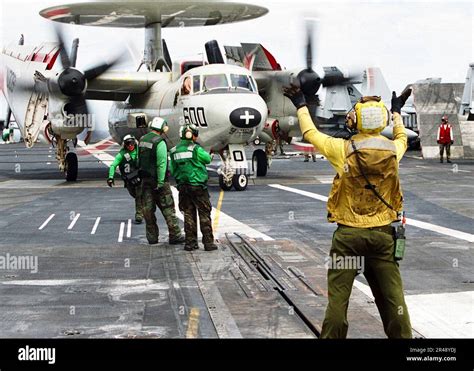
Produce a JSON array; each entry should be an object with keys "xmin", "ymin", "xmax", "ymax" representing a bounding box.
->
[
  {"xmin": 439, "ymin": 124, "xmax": 452, "ymax": 144},
  {"xmin": 118, "ymin": 149, "xmax": 139, "ymax": 179},
  {"xmin": 327, "ymin": 135, "xmax": 403, "ymax": 228},
  {"xmin": 170, "ymin": 141, "xmax": 209, "ymax": 187},
  {"xmin": 138, "ymin": 132, "xmax": 168, "ymax": 180}
]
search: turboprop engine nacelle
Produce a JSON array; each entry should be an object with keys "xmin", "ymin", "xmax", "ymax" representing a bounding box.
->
[{"xmin": 48, "ymin": 95, "xmax": 89, "ymax": 140}]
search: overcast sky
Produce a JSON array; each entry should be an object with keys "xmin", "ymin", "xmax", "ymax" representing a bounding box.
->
[{"xmin": 1, "ymin": 0, "xmax": 473, "ymax": 120}]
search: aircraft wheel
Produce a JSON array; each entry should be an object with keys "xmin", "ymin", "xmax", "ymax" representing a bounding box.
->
[
  {"xmin": 65, "ymin": 152, "xmax": 78, "ymax": 182},
  {"xmin": 232, "ymin": 174, "xmax": 248, "ymax": 191},
  {"xmin": 252, "ymin": 149, "xmax": 268, "ymax": 177},
  {"xmin": 219, "ymin": 174, "xmax": 233, "ymax": 191}
]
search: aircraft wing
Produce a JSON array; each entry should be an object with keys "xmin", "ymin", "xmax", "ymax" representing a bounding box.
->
[{"xmin": 85, "ymin": 71, "xmax": 161, "ymax": 101}]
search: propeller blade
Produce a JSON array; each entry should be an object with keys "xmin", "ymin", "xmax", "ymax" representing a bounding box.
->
[
  {"xmin": 70, "ymin": 38, "xmax": 79, "ymax": 68},
  {"xmin": 5, "ymin": 107, "xmax": 12, "ymax": 129},
  {"xmin": 205, "ymin": 40, "xmax": 225, "ymax": 64},
  {"xmin": 321, "ymin": 74, "xmax": 352, "ymax": 87},
  {"xmin": 64, "ymin": 96, "xmax": 88, "ymax": 117},
  {"xmin": 162, "ymin": 39, "xmax": 172, "ymax": 72},
  {"xmin": 321, "ymin": 67, "xmax": 359, "ymax": 87},
  {"xmin": 305, "ymin": 23, "xmax": 313, "ymax": 71},
  {"xmin": 54, "ymin": 25, "xmax": 71, "ymax": 69},
  {"xmin": 83, "ymin": 58, "xmax": 120, "ymax": 81}
]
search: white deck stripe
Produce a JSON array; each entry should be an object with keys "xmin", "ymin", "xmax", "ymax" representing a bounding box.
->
[
  {"xmin": 118, "ymin": 222, "xmax": 125, "ymax": 243},
  {"xmin": 91, "ymin": 217, "xmax": 101, "ymax": 235},
  {"xmin": 405, "ymin": 218, "xmax": 474, "ymax": 243},
  {"xmin": 269, "ymin": 184, "xmax": 329, "ymax": 202},
  {"xmin": 269, "ymin": 184, "xmax": 474, "ymax": 243},
  {"xmin": 170, "ymin": 187, "xmax": 273, "ymax": 241},
  {"xmin": 0, "ymin": 180, "xmax": 63, "ymax": 189},
  {"xmin": 67, "ymin": 213, "xmax": 81, "ymax": 230},
  {"xmin": 38, "ymin": 214, "xmax": 55, "ymax": 230},
  {"xmin": 126, "ymin": 219, "xmax": 132, "ymax": 238},
  {"xmin": 78, "ymin": 140, "xmax": 116, "ymax": 166}
]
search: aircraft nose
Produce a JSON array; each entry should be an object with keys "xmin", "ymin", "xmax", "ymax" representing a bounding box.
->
[{"xmin": 229, "ymin": 107, "xmax": 262, "ymax": 128}]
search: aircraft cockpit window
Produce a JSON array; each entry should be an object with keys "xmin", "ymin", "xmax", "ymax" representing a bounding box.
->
[
  {"xmin": 193, "ymin": 75, "xmax": 201, "ymax": 93},
  {"xmin": 230, "ymin": 74, "xmax": 256, "ymax": 92},
  {"xmin": 181, "ymin": 76, "xmax": 192, "ymax": 96},
  {"xmin": 202, "ymin": 74, "xmax": 229, "ymax": 91},
  {"xmin": 250, "ymin": 76, "xmax": 258, "ymax": 92}
]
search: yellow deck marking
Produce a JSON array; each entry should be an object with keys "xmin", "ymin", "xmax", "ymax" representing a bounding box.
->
[
  {"xmin": 185, "ymin": 307, "xmax": 200, "ymax": 338},
  {"xmin": 212, "ymin": 190, "xmax": 225, "ymax": 233}
]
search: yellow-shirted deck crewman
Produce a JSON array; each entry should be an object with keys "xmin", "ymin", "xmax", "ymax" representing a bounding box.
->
[{"xmin": 284, "ymin": 84, "xmax": 412, "ymax": 339}]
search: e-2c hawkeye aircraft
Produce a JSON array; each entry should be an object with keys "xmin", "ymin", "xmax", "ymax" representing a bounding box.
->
[
  {"xmin": 1, "ymin": 1, "xmax": 416, "ymax": 191},
  {"xmin": 1, "ymin": 1, "xmax": 269, "ymax": 190}
]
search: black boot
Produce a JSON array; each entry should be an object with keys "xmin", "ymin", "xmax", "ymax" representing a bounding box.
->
[
  {"xmin": 184, "ymin": 243, "xmax": 199, "ymax": 251},
  {"xmin": 204, "ymin": 243, "xmax": 218, "ymax": 251},
  {"xmin": 169, "ymin": 235, "xmax": 185, "ymax": 245}
]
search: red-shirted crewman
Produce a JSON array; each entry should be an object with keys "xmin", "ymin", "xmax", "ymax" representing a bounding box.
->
[{"xmin": 437, "ymin": 115, "xmax": 454, "ymax": 163}]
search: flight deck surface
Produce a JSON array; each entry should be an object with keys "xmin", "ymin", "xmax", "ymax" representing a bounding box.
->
[{"xmin": 0, "ymin": 143, "xmax": 472, "ymax": 338}]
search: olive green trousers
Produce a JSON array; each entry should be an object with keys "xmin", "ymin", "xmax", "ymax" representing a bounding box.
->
[{"xmin": 320, "ymin": 225, "xmax": 412, "ymax": 339}]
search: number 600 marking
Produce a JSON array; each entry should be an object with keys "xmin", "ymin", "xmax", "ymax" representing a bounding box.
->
[{"xmin": 183, "ymin": 107, "xmax": 208, "ymax": 127}]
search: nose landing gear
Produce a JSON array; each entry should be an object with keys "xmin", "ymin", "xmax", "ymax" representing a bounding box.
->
[
  {"xmin": 252, "ymin": 148, "xmax": 268, "ymax": 177},
  {"xmin": 55, "ymin": 137, "xmax": 78, "ymax": 181},
  {"xmin": 65, "ymin": 152, "xmax": 78, "ymax": 181},
  {"xmin": 218, "ymin": 144, "xmax": 249, "ymax": 191}
]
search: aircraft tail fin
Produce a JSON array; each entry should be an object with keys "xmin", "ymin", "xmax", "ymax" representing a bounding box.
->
[
  {"xmin": 362, "ymin": 67, "xmax": 391, "ymax": 107},
  {"xmin": 224, "ymin": 43, "xmax": 282, "ymax": 71}
]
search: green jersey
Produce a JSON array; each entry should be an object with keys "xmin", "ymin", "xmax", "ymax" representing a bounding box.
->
[
  {"xmin": 170, "ymin": 140, "xmax": 212, "ymax": 187},
  {"xmin": 108, "ymin": 146, "xmax": 139, "ymax": 179}
]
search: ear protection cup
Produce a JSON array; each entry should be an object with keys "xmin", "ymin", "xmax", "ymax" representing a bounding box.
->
[
  {"xmin": 180, "ymin": 124, "xmax": 199, "ymax": 140},
  {"xmin": 346, "ymin": 110, "xmax": 357, "ymax": 130}
]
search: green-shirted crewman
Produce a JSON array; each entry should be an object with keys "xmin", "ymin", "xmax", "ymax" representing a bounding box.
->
[
  {"xmin": 284, "ymin": 83, "xmax": 413, "ymax": 339},
  {"xmin": 138, "ymin": 117, "xmax": 184, "ymax": 245},
  {"xmin": 2, "ymin": 127, "xmax": 13, "ymax": 143},
  {"xmin": 107, "ymin": 134, "xmax": 143, "ymax": 224},
  {"xmin": 169, "ymin": 124, "xmax": 217, "ymax": 252}
]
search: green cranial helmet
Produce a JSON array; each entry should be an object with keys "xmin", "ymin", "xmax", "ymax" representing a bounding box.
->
[
  {"xmin": 180, "ymin": 123, "xmax": 199, "ymax": 140},
  {"xmin": 150, "ymin": 117, "xmax": 168, "ymax": 132}
]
